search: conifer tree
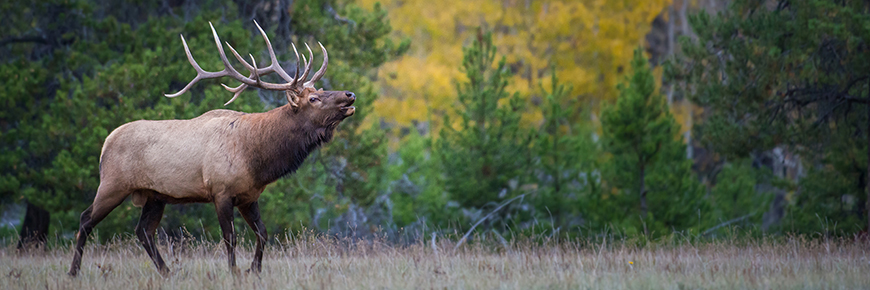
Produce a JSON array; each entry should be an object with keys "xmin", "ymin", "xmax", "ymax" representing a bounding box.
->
[
  {"xmin": 437, "ymin": 30, "xmax": 529, "ymax": 223},
  {"xmin": 601, "ymin": 48, "xmax": 704, "ymax": 235},
  {"xmin": 531, "ymin": 69, "xmax": 599, "ymax": 228}
]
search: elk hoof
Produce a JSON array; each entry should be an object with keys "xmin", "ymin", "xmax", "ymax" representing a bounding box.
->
[{"xmin": 245, "ymin": 267, "xmax": 261, "ymax": 277}]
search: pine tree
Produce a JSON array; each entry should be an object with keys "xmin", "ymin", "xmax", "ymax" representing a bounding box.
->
[
  {"xmin": 436, "ymin": 30, "xmax": 529, "ymax": 226},
  {"xmin": 600, "ymin": 48, "xmax": 704, "ymax": 235},
  {"xmin": 531, "ymin": 69, "xmax": 599, "ymax": 228}
]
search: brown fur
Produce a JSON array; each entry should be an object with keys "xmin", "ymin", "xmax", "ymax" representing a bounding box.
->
[
  {"xmin": 69, "ymin": 88, "xmax": 356, "ymax": 276},
  {"xmin": 99, "ymin": 89, "xmax": 352, "ymax": 207}
]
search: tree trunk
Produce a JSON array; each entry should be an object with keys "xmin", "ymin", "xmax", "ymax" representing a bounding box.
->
[
  {"xmin": 866, "ymin": 89, "xmax": 870, "ymax": 233},
  {"xmin": 17, "ymin": 200, "xmax": 50, "ymax": 251},
  {"xmin": 639, "ymin": 162, "xmax": 648, "ymax": 233},
  {"xmin": 638, "ymin": 163, "xmax": 649, "ymax": 236}
]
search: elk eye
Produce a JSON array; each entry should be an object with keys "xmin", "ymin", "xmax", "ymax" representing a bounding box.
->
[{"xmin": 309, "ymin": 97, "xmax": 319, "ymax": 103}]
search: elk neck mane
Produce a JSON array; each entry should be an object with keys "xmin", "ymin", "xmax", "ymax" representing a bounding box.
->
[{"xmin": 237, "ymin": 104, "xmax": 338, "ymax": 187}]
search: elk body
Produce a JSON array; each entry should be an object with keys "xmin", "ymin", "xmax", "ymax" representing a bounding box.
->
[{"xmin": 68, "ymin": 21, "xmax": 356, "ymax": 276}]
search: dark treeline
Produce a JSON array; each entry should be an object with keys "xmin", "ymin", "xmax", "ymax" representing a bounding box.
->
[{"xmin": 1, "ymin": 0, "xmax": 868, "ymax": 248}]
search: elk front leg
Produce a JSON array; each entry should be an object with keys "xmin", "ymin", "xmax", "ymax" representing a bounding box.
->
[
  {"xmin": 238, "ymin": 202, "xmax": 267, "ymax": 273},
  {"xmin": 214, "ymin": 197, "xmax": 239, "ymax": 275}
]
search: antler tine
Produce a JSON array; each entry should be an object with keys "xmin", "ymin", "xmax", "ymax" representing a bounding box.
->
[
  {"xmin": 208, "ymin": 22, "xmax": 248, "ymax": 81},
  {"xmin": 226, "ymin": 42, "xmax": 255, "ymax": 72},
  {"xmin": 253, "ymin": 20, "xmax": 295, "ymax": 83},
  {"xmin": 305, "ymin": 42, "xmax": 329, "ymax": 88},
  {"xmin": 222, "ymin": 54, "xmax": 261, "ymax": 106},
  {"xmin": 166, "ymin": 22, "xmax": 265, "ymax": 98},
  {"xmin": 291, "ymin": 43, "xmax": 301, "ymax": 87},
  {"xmin": 249, "ymin": 54, "xmax": 261, "ymax": 84},
  {"xmin": 300, "ymin": 54, "xmax": 308, "ymax": 76},
  {"xmin": 298, "ymin": 43, "xmax": 314, "ymax": 84},
  {"xmin": 224, "ymin": 40, "xmax": 291, "ymax": 103},
  {"xmin": 165, "ymin": 34, "xmax": 207, "ymax": 98},
  {"xmin": 223, "ymin": 38, "xmax": 307, "ymax": 106},
  {"xmin": 220, "ymin": 42, "xmax": 253, "ymax": 104},
  {"xmin": 220, "ymin": 83, "xmax": 247, "ymax": 104}
]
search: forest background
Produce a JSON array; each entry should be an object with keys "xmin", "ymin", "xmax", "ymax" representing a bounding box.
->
[{"xmin": 1, "ymin": 0, "xmax": 868, "ymax": 247}]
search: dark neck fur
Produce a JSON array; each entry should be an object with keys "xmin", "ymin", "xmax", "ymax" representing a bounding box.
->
[{"xmin": 245, "ymin": 105, "xmax": 337, "ymax": 187}]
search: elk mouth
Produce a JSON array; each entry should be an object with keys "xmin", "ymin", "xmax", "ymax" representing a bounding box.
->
[{"xmin": 341, "ymin": 106, "xmax": 355, "ymax": 116}]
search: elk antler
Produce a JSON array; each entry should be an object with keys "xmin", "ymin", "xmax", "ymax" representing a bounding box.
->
[
  {"xmin": 305, "ymin": 42, "xmax": 329, "ymax": 89},
  {"xmin": 165, "ymin": 20, "xmax": 329, "ymax": 106}
]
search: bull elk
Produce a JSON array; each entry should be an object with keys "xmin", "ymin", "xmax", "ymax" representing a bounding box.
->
[{"xmin": 68, "ymin": 20, "xmax": 356, "ymax": 276}]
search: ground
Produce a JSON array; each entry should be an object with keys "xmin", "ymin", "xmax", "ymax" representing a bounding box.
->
[{"xmin": 0, "ymin": 235, "xmax": 868, "ymax": 289}]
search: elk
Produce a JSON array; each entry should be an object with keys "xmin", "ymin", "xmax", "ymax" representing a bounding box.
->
[{"xmin": 68, "ymin": 20, "xmax": 356, "ymax": 276}]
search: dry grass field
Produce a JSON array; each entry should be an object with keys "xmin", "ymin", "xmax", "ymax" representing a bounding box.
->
[{"xmin": 0, "ymin": 234, "xmax": 868, "ymax": 289}]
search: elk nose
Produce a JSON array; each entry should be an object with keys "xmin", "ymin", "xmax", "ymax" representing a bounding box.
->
[{"xmin": 345, "ymin": 91, "xmax": 356, "ymax": 100}]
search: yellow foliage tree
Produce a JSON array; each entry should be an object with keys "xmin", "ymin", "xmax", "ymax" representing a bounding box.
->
[{"xmin": 357, "ymin": 0, "xmax": 672, "ymax": 131}]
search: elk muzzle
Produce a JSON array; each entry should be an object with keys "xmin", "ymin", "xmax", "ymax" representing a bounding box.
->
[{"xmin": 342, "ymin": 91, "xmax": 356, "ymax": 116}]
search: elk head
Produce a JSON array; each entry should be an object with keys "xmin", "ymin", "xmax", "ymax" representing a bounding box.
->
[{"xmin": 165, "ymin": 20, "xmax": 356, "ymax": 125}]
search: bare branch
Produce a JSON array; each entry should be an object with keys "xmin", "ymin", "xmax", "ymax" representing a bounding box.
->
[
  {"xmin": 702, "ymin": 212, "xmax": 756, "ymax": 236},
  {"xmin": 323, "ymin": 2, "xmax": 356, "ymax": 26},
  {"xmin": 0, "ymin": 36, "xmax": 49, "ymax": 46},
  {"xmin": 453, "ymin": 194, "xmax": 525, "ymax": 253}
]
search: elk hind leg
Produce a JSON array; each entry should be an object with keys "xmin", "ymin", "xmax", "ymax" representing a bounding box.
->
[
  {"xmin": 135, "ymin": 196, "xmax": 169, "ymax": 276},
  {"xmin": 68, "ymin": 184, "xmax": 129, "ymax": 276}
]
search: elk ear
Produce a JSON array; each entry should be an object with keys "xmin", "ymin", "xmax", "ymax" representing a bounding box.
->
[{"xmin": 285, "ymin": 91, "xmax": 300, "ymax": 108}]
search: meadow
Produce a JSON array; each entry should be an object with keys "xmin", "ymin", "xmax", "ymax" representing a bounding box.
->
[{"xmin": 0, "ymin": 233, "xmax": 868, "ymax": 290}]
